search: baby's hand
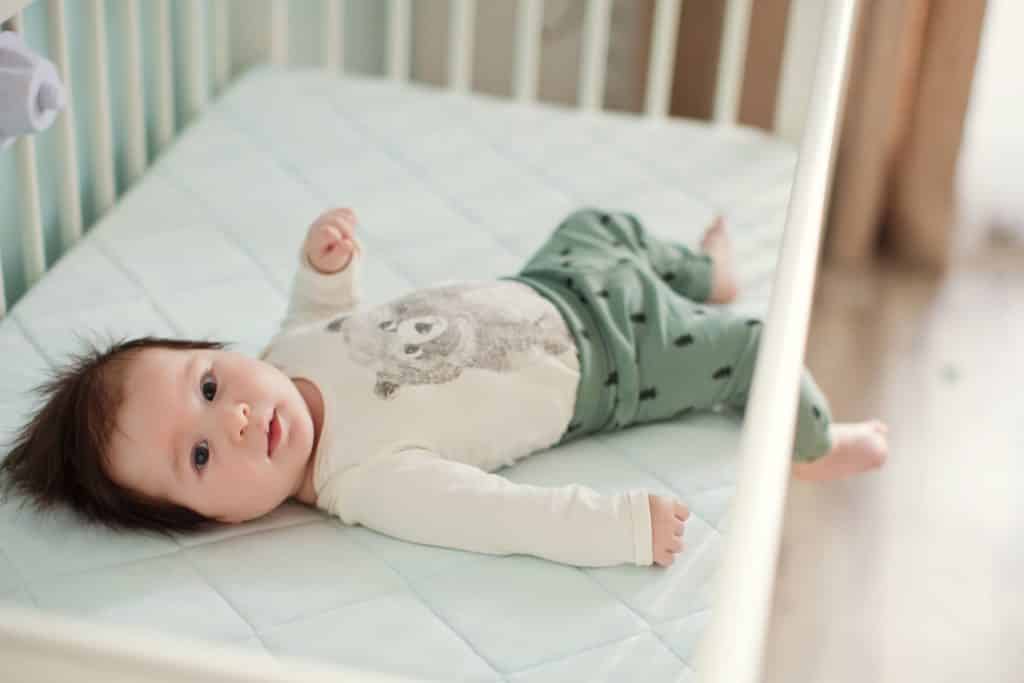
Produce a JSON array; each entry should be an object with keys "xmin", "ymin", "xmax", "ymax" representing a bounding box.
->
[
  {"xmin": 649, "ymin": 493, "xmax": 689, "ymax": 567},
  {"xmin": 305, "ymin": 207, "xmax": 358, "ymax": 274}
]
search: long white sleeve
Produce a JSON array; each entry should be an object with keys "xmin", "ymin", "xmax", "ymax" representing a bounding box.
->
[
  {"xmin": 278, "ymin": 238, "xmax": 365, "ymax": 333},
  {"xmin": 318, "ymin": 448, "xmax": 654, "ymax": 568}
]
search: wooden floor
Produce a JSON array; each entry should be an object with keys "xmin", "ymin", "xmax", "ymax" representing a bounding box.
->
[{"xmin": 760, "ymin": 236, "xmax": 1023, "ymax": 681}]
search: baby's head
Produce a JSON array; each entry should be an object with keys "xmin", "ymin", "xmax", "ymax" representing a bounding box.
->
[{"xmin": 0, "ymin": 337, "xmax": 319, "ymax": 534}]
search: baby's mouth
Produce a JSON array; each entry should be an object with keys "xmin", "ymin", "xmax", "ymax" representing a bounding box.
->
[{"xmin": 267, "ymin": 410, "xmax": 281, "ymax": 458}]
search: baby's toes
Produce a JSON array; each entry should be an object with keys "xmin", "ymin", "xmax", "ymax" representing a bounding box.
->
[{"xmin": 674, "ymin": 501, "xmax": 690, "ymax": 522}]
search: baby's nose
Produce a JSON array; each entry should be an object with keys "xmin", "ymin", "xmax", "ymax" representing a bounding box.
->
[{"xmin": 230, "ymin": 402, "xmax": 250, "ymax": 441}]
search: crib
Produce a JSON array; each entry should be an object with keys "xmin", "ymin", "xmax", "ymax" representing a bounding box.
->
[{"xmin": 0, "ymin": 1, "xmax": 857, "ymax": 681}]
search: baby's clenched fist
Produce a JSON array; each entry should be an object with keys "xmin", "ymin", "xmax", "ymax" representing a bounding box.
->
[
  {"xmin": 649, "ymin": 493, "xmax": 689, "ymax": 567},
  {"xmin": 305, "ymin": 207, "xmax": 358, "ymax": 274}
]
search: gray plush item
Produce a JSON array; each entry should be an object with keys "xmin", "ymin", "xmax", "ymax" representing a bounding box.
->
[{"xmin": 0, "ymin": 30, "xmax": 64, "ymax": 148}]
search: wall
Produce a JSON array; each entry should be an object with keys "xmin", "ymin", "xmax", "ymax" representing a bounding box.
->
[
  {"xmin": 957, "ymin": 0, "xmax": 1024, "ymax": 247},
  {"xmin": 0, "ymin": 0, "xmax": 385, "ymax": 311}
]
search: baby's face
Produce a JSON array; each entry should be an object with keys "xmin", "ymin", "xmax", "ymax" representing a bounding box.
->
[{"xmin": 107, "ymin": 347, "xmax": 317, "ymax": 524}]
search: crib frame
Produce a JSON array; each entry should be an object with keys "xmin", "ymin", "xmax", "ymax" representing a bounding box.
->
[{"xmin": 0, "ymin": 1, "xmax": 858, "ymax": 681}]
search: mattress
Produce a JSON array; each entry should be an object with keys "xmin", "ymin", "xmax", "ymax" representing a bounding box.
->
[{"xmin": 0, "ymin": 66, "xmax": 796, "ymax": 681}]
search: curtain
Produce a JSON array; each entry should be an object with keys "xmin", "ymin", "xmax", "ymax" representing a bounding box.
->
[{"xmin": 665, "ymin": 0, "xmax": 988, "ymax": 271}]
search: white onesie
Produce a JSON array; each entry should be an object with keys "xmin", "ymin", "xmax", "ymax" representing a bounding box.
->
[{"xmin": 260, "ymin": 240, "xmax": 654, "ymax": 567}]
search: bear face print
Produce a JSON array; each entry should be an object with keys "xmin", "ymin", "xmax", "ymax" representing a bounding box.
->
[{"xmin": 326, "ymin": 282, "xmax": 572, "ymax": 399}]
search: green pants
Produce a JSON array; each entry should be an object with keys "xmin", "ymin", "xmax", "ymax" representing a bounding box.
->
[{"xmin": 503, "ymin": 208, "xmax": 833, "ymax": 462}]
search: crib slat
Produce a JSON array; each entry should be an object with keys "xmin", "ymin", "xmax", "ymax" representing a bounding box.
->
[
  {"xmin": 0, "ymin": 251, "xmax": 5, "ymax": 316},
  {"xmin": 513, "ymin": 0, "xmax": 543, "ymax": 102},
  {"xmin": 388, "ymin": 0, "xmax": 410, "ymax": 81},
  {"xmin": 322, "ymin": 0, "xmax": 344, "ymax": 71},
  {"xmin": 14, "ymin": 137, "xmax": 44, "ymax": 285},
  {"xmin": 774, "ymin": 0, "xmax": 826, "ymax": 142},
  {"xmin": 88, "ymin": 0, "xmax": 116, "ymax": 214},
  {"xmin": 46, "ymin": 0, "xmax": 83, "ymax": 250},
  {"xmin": 154, "ymin": 0, "xmax": 175, "ymax": 151},
  {"xmin": 8, "ymin": 12, "xmax": 45, "ymax": 289},
  {"xmin": 578, "ymin": 0, "xmax": 612, "ymax": 111},
  {"xmin": 695, "ymin": 3, "xmax": 859, "ymax": 682},
  {"xmin": 183, "ymin": 0, "xmax": 208, "ymax": 121},
  {"xmin": 121, "ymin": 0, "xmax": 146, "ymax": 183},
  {"xmin": 270, "ymin": 0, "xmax": 288, "ymax": 66},
  {"xmin": 644, "ymin": 0, "xmax": 682, "ymax": 118},
  {"xmin": 448, "ymin": 0, "xmax": 476, "ymax": 91},
  {"xmin": 713, "ymin": 0, "xmax": 753, "ymax": 124},
  {"xmin": 213, "ymin": 0, "xmax": 230, "ymax": 91}
]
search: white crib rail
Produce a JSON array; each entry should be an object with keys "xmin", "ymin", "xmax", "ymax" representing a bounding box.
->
[
  {"xmin": 154, "ymin": 0, "xmax": 176, "ymax": 150},
  {"xmin": 714, "ymin": 0, "xmax": 754, "ymax": 124},
  {"xmin": 182, "ymin": 0, "xmax": 209, "ymax": 121},
  {"xmin": 86, "ymin": 0, "xmax": 115, "ymax": 215},
  {"xmin": 322, "ymin": 0, "xmax": 343, "ymax": 71},
  {"xmin": 120, "ymin": 0, "xmax": 146, "ymax": 184},
  {"xmin": 0, "ymin": 603, "xmax": 403, "ymax": 683},
  {"xmin": 7, "ymin": 12, "xmax": 42, "ymax": 291},
  {"xmin": 513, "ymin": 0, "xmax": 544, "ymax": 102},
  {"xmin": 45, "ymin": 0, "xmax": 82, "ymax": 252},
  {"xmin": 388, "ymin": 0, "xmax": 411, "ymax": 81},
  {"xmin": 578, "ymin": 0, "xmax": 613, "ymax": 111},
  {"xmin": 694, "ymin": 1, "xmax": 859, "ymax": 681},
  {"xmin": 644, "ymin": 0, "xmax": 683, "ymax": 118},
  {"xmin": 270, "ymin": 0, "xmax": 288, "ymax": 66},
  {"xmin": 447, "ymin": 0, "xmax": 475, "ymax": 91},
  {"xmin": 213, "ymin": 0, "xmax": 232, "ymax": 92}
]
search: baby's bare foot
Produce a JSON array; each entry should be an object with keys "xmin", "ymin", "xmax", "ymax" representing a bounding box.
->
[
  {"xmin": 700, "ymin": 216, "xmax": 738, "ymax": 304},
  {"xmin": 791, "ymin": 420, "xmax": 889, "ymax": 482}
]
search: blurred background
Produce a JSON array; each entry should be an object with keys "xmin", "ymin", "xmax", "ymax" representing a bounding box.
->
[{"xmin": 769, "ymin": 1, "xmax": 1019, "ymax": 681}]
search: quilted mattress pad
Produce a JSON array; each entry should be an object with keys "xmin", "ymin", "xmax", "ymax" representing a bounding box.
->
[{"xmin": 0, "ymin": 66, "xmax": 797, "ymax": 681}]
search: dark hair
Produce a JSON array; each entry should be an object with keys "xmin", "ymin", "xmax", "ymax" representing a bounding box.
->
[{"xmin": 0, "ymin": 335, "xmax": 229, "ymax": 535}]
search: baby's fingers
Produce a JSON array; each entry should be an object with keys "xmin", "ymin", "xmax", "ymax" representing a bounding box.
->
[
  {"xmin": 307, "ymin": 224, "xmax": 354, "ymax": 273},
  {"xmin": 326, "ymin": 207, "xmax": 356, "ymax": 222},
  {"xmin": 314, "ymin": 223, "xmax": 356, "ymax": 257},
  {"xmin": 316, "ymin": 221, "xmax": 342, "ymax": 243},
  {"xmin": 323, "ymin": 208, "xmax": 358, "ymax": 235},
  {"xmin": 321, "ymin": 232, "xmax": 353, "ymax": 256}
]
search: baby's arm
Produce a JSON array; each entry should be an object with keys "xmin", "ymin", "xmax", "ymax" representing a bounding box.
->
[
  {"xmin": 319, "ymin": 449, "xmax": 669, "ymax": 568},
  {"xmin": 279, "ymin": 208, "xmax": 364, "ymax": 332}
]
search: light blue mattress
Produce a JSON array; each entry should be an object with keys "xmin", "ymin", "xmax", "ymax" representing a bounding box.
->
[{"xmin": 0, "ymin": 66, "xmax": 796, "ymax": 681}]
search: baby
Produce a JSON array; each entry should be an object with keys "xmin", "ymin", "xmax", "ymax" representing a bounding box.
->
[{"xmin": 0, "ymin": 208, "xmax": 888, "ymax": 568}]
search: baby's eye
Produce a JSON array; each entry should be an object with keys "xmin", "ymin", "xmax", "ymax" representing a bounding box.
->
[
  {"xmin": 192, "ymin": 441, "xmax": 210, "ymax": 473},
  {"xmin": 201, "ymin": 371, "xmax": 217, "ymax": 401}
]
